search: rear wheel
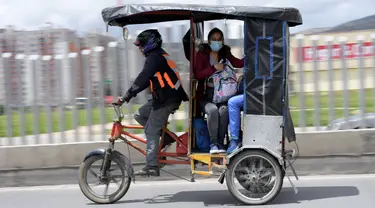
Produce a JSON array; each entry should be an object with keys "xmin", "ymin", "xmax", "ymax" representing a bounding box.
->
[
  {"xmin": 78, "ymin": 155, "xmax": 131, "ymax": 204},
  {"xmin": 226, "ymin": 150, "xmax": 283, "ymax": 205}
]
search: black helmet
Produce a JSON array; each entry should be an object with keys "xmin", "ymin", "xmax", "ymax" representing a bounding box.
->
[{"xmin": 134, "ymin": 29, "xmax": 162, "ymax": 53}]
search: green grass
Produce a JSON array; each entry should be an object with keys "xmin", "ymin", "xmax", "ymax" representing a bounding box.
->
[
  {"xmin": 289, "ymin": 89, "xmax": 374, "ymax": 110},
  {"xmin": 289, "ymin": 89, "xmax": 374, "ymax": 127},
  {"xmin": 0, "ymin": 105, "xmax": 137, "ymax": 137},
  {"xmin": 0, "ymin": 89, "xmax": 373, "ymax": 137}
]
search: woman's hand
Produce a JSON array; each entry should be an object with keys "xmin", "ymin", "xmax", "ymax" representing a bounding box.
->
[{"xmin": 214, "ymin": 63, "xmax": 224, "ymax": 71}]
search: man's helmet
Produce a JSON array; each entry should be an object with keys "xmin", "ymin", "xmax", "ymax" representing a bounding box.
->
[{"xmin": 134, "ymin": 29, "xmax": 162, "ymax": 54}]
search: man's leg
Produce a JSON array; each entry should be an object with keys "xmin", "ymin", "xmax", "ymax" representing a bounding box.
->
[
  {"xmin": 134, "ymin": 100, "xmax": 176, "ymax": 149},
  {"xmin": 134, "ymin": 99, "xmax": 152, "ymax": 126},
  {"xmin": 227, "ymin": 94, "xmax": 244, "ymax": 154},
  {"xmin": 134, "ymin": 101, "xmax": 181, "ymax": 176},
  {"xmin": 201, "ymin": 101, "xmax": 227, "ymax": 153}
]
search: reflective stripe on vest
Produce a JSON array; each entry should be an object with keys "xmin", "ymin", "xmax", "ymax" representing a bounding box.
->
[
  {"xmin": 162, "ymin": 54, "xmax": 182, "ymax": 90},
  {"xmin": 149, "ymin": 54, "xmax": 183, "ymax": 92}
]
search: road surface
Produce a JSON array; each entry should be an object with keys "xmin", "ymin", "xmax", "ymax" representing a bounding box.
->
[{"xmin": 0, "ymin": 174, "xmax": 374, "ymax": 208}]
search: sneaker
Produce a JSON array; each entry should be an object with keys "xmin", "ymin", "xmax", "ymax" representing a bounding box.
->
[
  {"xmin": 217, "ymin": 144, "xmax": 226, "ymax": 153},
  {"xmin": 134, "ymin": 165, "xmax": 160, "ymax": 177},
  {"xmin": 227, "ymin": 139, "xmax": 241, "ymax": 154},
  {"xmin": 210, "ymin": 144, "xmax": 226, "ymax": 154}
]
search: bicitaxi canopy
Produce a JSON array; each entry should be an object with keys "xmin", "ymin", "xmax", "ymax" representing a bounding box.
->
[{"xmin": 102, "ymin": 3, "xmax": 303, "ymax": 27}]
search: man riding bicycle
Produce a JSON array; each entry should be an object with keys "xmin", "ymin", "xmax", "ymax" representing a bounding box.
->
[{"xmin": 115, "ymin": 29, "xmax": 188, "ymax": 176}]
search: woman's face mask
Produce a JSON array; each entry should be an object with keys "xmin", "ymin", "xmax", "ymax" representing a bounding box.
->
[{"xmin": 210, "ymin": 41, "xmax": 223, "ymax": 52}]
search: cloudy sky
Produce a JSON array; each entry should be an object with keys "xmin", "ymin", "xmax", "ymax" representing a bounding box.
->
[{"xmin": 0, "ymin": 0, "xmax": 374, "ymax": 37}]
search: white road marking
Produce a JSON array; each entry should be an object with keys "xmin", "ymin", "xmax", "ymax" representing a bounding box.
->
[{"xmin": 0, "ymin": 174, "xmax": 374, "ymax": 193}]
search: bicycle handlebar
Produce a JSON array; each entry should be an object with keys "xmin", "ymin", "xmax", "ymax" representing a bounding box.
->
[{"xmin": 111, "ymin": 103, "xmax": 123, "ymax": 121}]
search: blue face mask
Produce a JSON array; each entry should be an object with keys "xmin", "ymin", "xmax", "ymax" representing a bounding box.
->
[{"xmin": 210, "ymin": 41, "xmax": 223, "ymax": 52}]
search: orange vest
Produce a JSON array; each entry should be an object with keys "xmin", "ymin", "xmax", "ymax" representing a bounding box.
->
[{"xmin": 149, "ymin": 53, "xmax": 184, "ymax": 93}]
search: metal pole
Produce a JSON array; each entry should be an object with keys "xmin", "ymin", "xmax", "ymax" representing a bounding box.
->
[
  {"xmin": 42, "ymin": 55, "xmax": 53, "ymax": 143},
  {"xmin": 325, "ymin": 36, "xmax": 335, "ymax": 124},
  {"xmin": 94, "ymin": 46, "xmax": 106, "ymax": 140},
  {"xmin": 124, "ymin": 40, "xmax": 133, "ymax": 127},
  {"xmin": 108, "ymin": 41, "xmax": 121, "ymax": 133},
  {"xmin": 68, "ymin": 52, "xmax": 79, "ymax": 142},
  {"xmin": 15, "ymin": 54, "xmax": 26, "ymax": 143},
  {"xmin": 2, "ymin": 53, "xmax": 13, "ymax": 144},
  {"xmin": 296, "ymin": 34, "xmax": 305, "ymax": 130},
  {"xmin": 339, "ymin": 37, "xmax": 349, "ymax": 124},
  {"xmin": 55, "ymin": 54, "xmax": 65, "ymax": 143},
  {"xmin": 108, "ymin": 42, "xmax": 119, "ymax": 98},
  {"xmin": 311, "ymin": 36, "xmax": 320, "ymax": 130},
  {"xmin": 357, "ymin": 35, "xmax": 366, "ymax": 128},
  {"xmin": 81, "ymin": 49, "xmax": 92, "ymax": 140},
  {"xmin": 30, "ymin": 55, "xmax": 40, "ymax": 144}
]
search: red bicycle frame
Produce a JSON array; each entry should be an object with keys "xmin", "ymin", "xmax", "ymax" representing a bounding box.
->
[{"xmin": 110, "ymin": 120, "xmax": 190, "ymax": 165}]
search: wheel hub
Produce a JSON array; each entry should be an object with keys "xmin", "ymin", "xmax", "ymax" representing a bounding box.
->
[
  {"xmin": 98, "ymin": 172, "xmax": 111, "ymax": 184},
  {"xmin": 246, "ymin": 172, "xmax": 260, "ymax": 183}
]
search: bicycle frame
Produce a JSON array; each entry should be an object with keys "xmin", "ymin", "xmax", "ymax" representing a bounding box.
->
[{"xmin": 109, "ymin": 104, "xmax": 190, "ymax": 165}]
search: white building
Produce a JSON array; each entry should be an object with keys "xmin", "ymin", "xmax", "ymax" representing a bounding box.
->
[
  {"xmin": 83, "ymin": 31, "xmax": 117, "ymax": 98},
  {"xmin": 0, "ymin": 25, "xmax": 80, "ymax": 106}
]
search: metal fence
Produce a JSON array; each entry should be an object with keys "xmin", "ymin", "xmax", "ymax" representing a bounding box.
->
[
  {"xmin": 0, "ymin": 24, "xmax": 374, "ymax": 146},
  {"xmin": 292, "ymin": 33, "xmax": 375, "ymax": 131}
]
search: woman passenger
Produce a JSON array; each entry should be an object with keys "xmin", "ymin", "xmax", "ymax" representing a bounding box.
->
[{"xmin": 193, "ymin": 27, "xmax": 244, "ymax": 154}]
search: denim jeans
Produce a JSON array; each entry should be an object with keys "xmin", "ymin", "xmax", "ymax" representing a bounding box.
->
[{"xmin": 228, "ymin": 94, "xmax": 244, "ymax": 140}]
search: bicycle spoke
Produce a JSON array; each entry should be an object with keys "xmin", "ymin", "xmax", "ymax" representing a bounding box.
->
[
  {"xmin": 89, "ymin": 168, "xmax": 98, "ymax": 178},
  {"xmin": 103, "ymin": 184, "xmax": 109, "ymax": 196},
  {"xmin": 110, "ymin": 175, "xmax": 123, "ymax": 186},
  {"xmin": 260, "ymin": 171, "xmax": 272, "ymax": 179}
]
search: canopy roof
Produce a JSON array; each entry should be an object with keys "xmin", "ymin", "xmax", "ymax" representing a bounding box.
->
[{"xmin": 102, "ymin": 3, "xmax": 303, "ymax": 27}]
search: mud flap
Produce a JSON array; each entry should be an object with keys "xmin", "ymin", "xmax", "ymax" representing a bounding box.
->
[
  {"xmin": 284, "ymin": 149, "xmax": 299, "ymax": 194},
  {"xmin": 218, "ymin": 169, "xmax": 227, "ymax": 184}
]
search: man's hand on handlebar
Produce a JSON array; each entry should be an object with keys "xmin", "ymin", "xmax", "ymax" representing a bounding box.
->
[{"xmin": 112, "ymin": 92, "xmax": 132, "ymax": 106}]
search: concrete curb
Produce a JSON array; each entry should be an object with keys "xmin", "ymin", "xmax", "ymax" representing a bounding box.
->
[
  {"xmin": 0, "ymin": 129, "xmax": 374, "ymax": 171},
  {"xmin": 2, "ymin": 156, "xmax": 375, "ymax": 188},
  {"xmin": 1, "ymin": 128, "xmax": 375, "ymax": 187}
]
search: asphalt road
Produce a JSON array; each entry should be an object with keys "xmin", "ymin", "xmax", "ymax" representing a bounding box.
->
[{"xmin": 0, "ymin": 174, "xmax": 374, "ymax": 208}]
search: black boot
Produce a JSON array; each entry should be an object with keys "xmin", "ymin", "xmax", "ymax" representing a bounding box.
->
[{"xmin": 134, "ymin": 165, "xmax": 160, "ymax": 177}]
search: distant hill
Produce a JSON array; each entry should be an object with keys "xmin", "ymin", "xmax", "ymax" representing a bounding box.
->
[
  {"xmin": 291, "ymin": 27, "xmax": 331, "ymax": 36},
  {"xmin": 292, "ymin": 14, "xmax": 375, "ymax": 36},
  {"xmin": 326, "ymin": 14, "xmax": 375, "ymax": 33}
]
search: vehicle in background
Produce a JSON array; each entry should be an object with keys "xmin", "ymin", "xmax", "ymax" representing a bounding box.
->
[{"xmin": 326, "ymin": 113, "xmax": 375, "ymax": 130}]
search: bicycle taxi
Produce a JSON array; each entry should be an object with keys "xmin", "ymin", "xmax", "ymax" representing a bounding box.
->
[{"xmin": 78, "ymin": 3, "xmax": 302, "ymax": 205}]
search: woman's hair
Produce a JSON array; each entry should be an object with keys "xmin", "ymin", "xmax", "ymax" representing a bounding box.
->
[{"xmin": 199, "ymin": 27, "xmax": 231, "ymax": 61}]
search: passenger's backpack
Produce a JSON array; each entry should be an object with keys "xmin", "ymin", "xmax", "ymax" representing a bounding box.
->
[
  {"xmin": 204, "ymin": 60, "xmax": 238, "ymax": 104},
  {"xmin": 192, "ymin": 118, "xmax": 211, "ymax": 152}
]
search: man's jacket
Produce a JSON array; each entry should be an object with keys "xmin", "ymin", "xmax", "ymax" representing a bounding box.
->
[{"xmin": 126, "ymin": 47, "xmax": 189, "ymax": 109}]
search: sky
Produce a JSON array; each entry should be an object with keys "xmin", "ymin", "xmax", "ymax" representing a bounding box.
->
[{"xmin": 0, "ymin": 0, "xmax": 375, "ymax": 38}]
